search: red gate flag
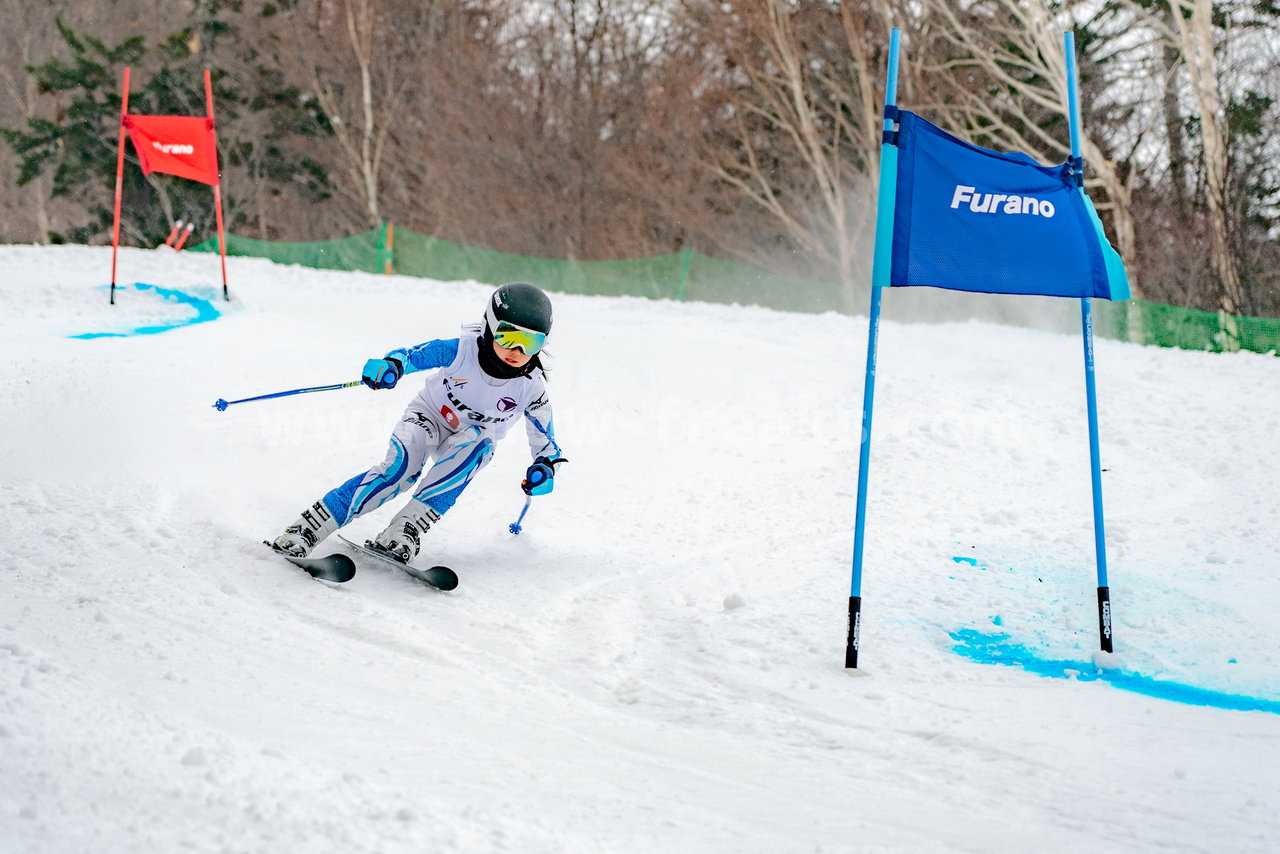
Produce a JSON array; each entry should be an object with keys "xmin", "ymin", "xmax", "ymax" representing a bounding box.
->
[
  {"xmin": 111, "ymin": 68, "xmax": 229, "ymax": 305},
  {"xmin": 125, "ymin": 115, "xmax": 219, "ymax": 185}
]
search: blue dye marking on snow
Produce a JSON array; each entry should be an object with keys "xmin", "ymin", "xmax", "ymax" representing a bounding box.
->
[
  {"xmin": 71, "ymin": 283, "xmax": 220, "ymax": 339},
  {"xmin": 952, "ymin": 556, "xmax": 980, "ymax": 566},
  {"xmin": 951, "ymin": 629, "xmax": 1280, "ymax": 715}
]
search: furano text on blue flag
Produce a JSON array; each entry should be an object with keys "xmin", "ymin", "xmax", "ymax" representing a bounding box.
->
[{"xmin": 950, "ymin": 185, "xmax": 1056, "ymax": 218}]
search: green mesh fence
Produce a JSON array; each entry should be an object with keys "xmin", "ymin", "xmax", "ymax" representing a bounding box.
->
[
  {"xmin": 683, "ymin": 252, "xmax": 842, "ymax": 313},
  {"xmin": 194, "ymin": 229, "xmax": 387, "ymax": 273},
  {"xmin": 192, "ymin": 224, "xmax": 1280, "ymax": 356},
  {"xmin": 192, "ymin": 224, "xmax": 841, "ymax": 308},
  {"xmin": 1093, "ymin": 298, "xmax": 1280, "ymax": 355},
  {"xmin": 390, "ymin": 230, "xmax": 690, "ymax": 300}
]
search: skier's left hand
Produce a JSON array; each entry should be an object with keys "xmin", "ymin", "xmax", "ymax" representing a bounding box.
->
[
  {"xmin": 362, "ymin": 357, "xmax": 404, "ymax": 390},
  {"xmin": 522, "ymin": 456, "xmax": 567, "ymax": 495}
]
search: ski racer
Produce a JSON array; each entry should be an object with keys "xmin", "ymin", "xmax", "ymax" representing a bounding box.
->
[{"xmin": 268, "ymin": 282, "xmax": 566, "ymax": 563}]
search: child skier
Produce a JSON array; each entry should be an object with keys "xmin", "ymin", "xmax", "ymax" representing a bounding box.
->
[{"xmin": 268, "ymin": 282, "xmax": 566, "ymax": 564}]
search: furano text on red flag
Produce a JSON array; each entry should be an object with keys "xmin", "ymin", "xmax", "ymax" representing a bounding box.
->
[{"xmin": 125, "ymin": 115, "xmax": 219, "ymax": 185}]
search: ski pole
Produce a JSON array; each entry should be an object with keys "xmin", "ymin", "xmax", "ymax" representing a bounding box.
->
[
  {"xmin": 213, "ymin": 380, "xmax": 364, "ymax": 412},
  {"xmin": 508, "ymin": 494, "xmax": 533, "ymax": 535},
  {"xmin": 508, "ymin": 456, "xmax": 564, "ymax": 533}
]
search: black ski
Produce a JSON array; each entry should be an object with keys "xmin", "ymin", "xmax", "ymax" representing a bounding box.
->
[
  {"xmin": 266, "ymin": 543, "xmax": 357, "ymax": 583},
  {"xmin": 336, "ymin": 534, "xmax": 459, "ymax": 591}
]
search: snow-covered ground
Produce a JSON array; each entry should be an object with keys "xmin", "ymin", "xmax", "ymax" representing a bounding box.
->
[{"xmin": 2, "ymin": 244, "xmax": 1278, "ymax": 853}]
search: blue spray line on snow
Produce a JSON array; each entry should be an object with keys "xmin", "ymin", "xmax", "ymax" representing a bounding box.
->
[
  {"xmin": 951, "ymin": 629, "xmax": 1280, "ymax": 715},
  {"xmin": 71, "ymin": 283, "xmax": 221, "ymax": 339}
]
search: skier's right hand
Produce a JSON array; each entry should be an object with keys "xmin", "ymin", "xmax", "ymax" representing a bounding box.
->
[
  {"xmin": 522, "ymin": 456, "xmax": 566, "ymax": 495},
  {"xmin": 362, "ymin": 357, "xmax": 404, "ymax": 390}
]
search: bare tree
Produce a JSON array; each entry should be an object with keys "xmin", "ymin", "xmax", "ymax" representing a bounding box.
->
[
  {"xmin": 1164, "ymin": 0, "xmax": 1242, "ymax": 315},
  {"xmin": 0, "ymin": 0, "xmax": 55, "ymax": 242},
  {"xmin": 0, "ymin": 0, "xmax": 146, "ymax": 242},
  {"xmin": 395, "ymin": 0, "xmax": 706, "ymax": 262},
  {"xmin": 264, "ymin": 0, "xmax": 419, "ymax": 230},
  {"xmin": 1110, "ymin": 0, "xmax": 1278, "ymax": 317},
  {"xmin": 688, "ymin": 0, "xmax": 895, "ymax": 308}
]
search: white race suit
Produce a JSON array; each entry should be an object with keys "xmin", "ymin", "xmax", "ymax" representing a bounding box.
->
[{"xmin": 318, "ymin": 328, "xmax": 561, "ymax": 529}]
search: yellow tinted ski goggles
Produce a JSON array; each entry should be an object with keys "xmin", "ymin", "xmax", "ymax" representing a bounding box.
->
[{"xmin": 493, "ymin": 320, "xmax": 547, "ymax": 355}]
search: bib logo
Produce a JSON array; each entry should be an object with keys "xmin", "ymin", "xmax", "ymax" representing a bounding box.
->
[
  {"xmin": 496, "ymin": 397, "xmax": 518, "ymax": 412},
  {"xmin": 152, "ymin": 141, "xmax": 196, "ymax": 155},
  {"xmin": 950, "ymin": 185, "xmax": 1055, "ymax": 218}
]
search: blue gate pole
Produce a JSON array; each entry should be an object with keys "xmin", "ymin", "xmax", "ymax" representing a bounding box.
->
[
  {"xmin": 1065, "ymin": 31, "xmax": 1114, "ymax": 653},
  {"xmin": 846, "ymin": 28, "xmax": 901, "ymax": 670}
]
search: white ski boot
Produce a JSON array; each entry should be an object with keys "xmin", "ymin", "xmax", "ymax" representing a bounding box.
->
[
  {"xmin": 269, "ymin": 501, "xmax": 338, "ymax": 558},
  {"xmin": 369, "ymin": 499, "xmax": 440, "ymax": 564}
]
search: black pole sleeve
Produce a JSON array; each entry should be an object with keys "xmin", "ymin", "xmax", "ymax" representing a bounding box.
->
[
  {"xmin": 1097, "ymin": 586, "xmax": 1113, "ymax": 653},
  {"xmin": 845, "ymin": 596, "xmax": 862, "ymax": 669}
]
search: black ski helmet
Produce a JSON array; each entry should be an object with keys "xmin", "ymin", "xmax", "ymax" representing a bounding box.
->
[{"xmin": 484, "ymin": 282, "xmax": 553, "ymax": 340}]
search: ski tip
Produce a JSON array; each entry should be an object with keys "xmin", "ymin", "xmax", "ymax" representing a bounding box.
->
[
  {"xmin": 315, "ymin": 556, "xmax": 357, "ymax": 583},
  {"xmin": 266, "ymin": 542, "xmax": 357, "ymax": 583},
  {"xmin": 426, "ymin": 566, "xmax": 459, "ymax": 591}
]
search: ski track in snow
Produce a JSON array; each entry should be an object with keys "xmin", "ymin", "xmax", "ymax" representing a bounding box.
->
[{"xmin": 1, "ymin": 245, "xmax": 1279, "ymax": 853}]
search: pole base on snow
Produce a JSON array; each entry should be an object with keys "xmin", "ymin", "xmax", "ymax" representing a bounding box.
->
[
  {"xmin": 1097, "ymin": 586, "xmax": 1113, "ymax": 653},
  {"xmin": 844, "ymin": 596, "xmax": 861, "ymax": 669}
]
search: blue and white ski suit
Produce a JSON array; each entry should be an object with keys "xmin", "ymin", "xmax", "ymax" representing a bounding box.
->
[{"xmin": 320, "ymin": 327, "xmax": 561, "ymax": 528}]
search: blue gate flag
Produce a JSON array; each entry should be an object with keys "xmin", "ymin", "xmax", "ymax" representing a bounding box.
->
[{"xmin": 888, "ymin": 110, "xmax": 1130, "ymax": 301}]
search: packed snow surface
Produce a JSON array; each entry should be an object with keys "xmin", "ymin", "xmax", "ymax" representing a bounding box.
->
[{"xmin": 2, "ymin": 245, "xmax": 1278, "ymax": 852}]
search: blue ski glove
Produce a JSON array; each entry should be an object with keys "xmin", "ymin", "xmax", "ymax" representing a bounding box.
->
[
  {"xmin": 522, "ymin": 456, "xmax": 567, "ymax": 496},
  {"xmin": 362, "ymin": 357, "xmax": 404, "ymax": 390}
]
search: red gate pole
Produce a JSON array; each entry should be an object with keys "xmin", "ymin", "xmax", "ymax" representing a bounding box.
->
[
  {"xmin": 162, "ymin": 219, "xmax": 183, "ymax": 248},
  {"xmin": 173, "ymin": 221, "xmax": 195, "ymax": 250},
  {"xmin": 109, "ymin": 67, "xmax": 131, "ymax": 306},
  {"xmin": 205, "ymin": 69, "xmax": 229, "ymax": 301}
]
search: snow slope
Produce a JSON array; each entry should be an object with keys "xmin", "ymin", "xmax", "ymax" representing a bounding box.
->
[{"xmin": 2, "ymin": 245, "xmax": 1278, "ymax": 853}]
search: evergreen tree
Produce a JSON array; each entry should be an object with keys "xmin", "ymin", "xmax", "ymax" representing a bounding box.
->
[{"xmin": 1, "ymin": 9, "xmax": 331, "ymax": 245}]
